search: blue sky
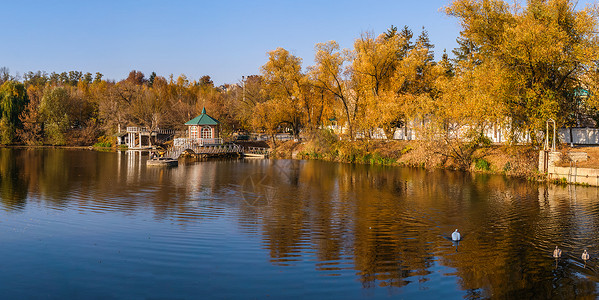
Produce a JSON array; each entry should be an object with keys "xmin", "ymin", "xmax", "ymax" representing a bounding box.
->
[{"xmin": 0, "ymin": 0, "xmax": 595, "ymax": 85}]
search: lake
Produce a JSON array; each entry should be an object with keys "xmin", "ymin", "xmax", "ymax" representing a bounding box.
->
[{"xmin": 0, "ymin": 148, "xmax": 598, "ymax": 299}]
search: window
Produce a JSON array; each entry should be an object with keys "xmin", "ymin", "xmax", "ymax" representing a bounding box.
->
[
  {"xmin": 190, "ymin": 126, "xmax": 199, "ymax": 139},
  {"xmin": 201, "ymin": 126, "xmax": 212, "ymax": 139}
]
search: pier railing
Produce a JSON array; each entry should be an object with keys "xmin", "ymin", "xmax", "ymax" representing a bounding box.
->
[
  {"xmin": 166, "ymin": 142, "xmax": 241, "ymax": 159},
  {"xmin": 173, "ymin": 138, "xmax": 223, "ymax": 147},
  {"xmin": 241, "ymin": 147, "xmax": 271, "ymax": 156},
  {"xmin": 126, "ymin": 127, "xmax": 176, "ymax": 135},
  {"xmin": 166, "ymin": 139, "xmax": 271, "ymax": 159}
]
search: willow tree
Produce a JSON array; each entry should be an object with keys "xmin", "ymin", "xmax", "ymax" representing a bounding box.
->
[
  {"xmin": 0, "ymin": 81, "xmax": 28, "ymax": 144},
  {"xmin": 446, "ymin": 0, "xmax": 599, "ymax": 144}
]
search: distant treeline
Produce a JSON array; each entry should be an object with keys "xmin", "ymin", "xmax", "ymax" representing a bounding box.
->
[{"xmin": 0, "ymin": 0, "xmax": 598, "ymax": 146}]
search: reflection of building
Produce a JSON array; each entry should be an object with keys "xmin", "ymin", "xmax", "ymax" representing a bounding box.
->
[
  {"xmin": 118, "ymin": 150, "xmax": 144, "ymax": 184},
  {"xmin": 183, "ymin": 107, "xmax": 222, "ymax": 146}
]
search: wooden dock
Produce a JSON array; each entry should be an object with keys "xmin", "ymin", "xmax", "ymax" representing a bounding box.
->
[{"xmin": 241, "ymin": 147, "xmax": 271, "ymax": 158}]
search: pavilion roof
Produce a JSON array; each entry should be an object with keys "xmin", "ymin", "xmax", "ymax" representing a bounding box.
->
[{"xmin": 184, "ymin": 107, "xmax": 220, "ymax": 126}]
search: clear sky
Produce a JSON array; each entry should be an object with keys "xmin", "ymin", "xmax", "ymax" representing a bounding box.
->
[{"xmin": 0, "ymin": 0, "xmax": 595, "ymax": 85}]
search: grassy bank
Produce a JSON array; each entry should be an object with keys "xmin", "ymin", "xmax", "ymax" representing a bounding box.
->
[{"xmin": 270, "ymin": 130, "xmax": 539, "ymax": 179}]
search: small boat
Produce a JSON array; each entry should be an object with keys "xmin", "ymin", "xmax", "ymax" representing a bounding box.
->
[{"xmin": 146, "ymin": 157, "xmax": 178, "ymax": 167}]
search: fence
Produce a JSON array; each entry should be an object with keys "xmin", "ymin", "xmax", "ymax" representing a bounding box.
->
[
  {"xmin": 558, "ymin": 128, "xmax": 599, "ymax": 145},
  {"xmin": 166, "ymin": 142, "xmax": 241, "ymax": 159}
]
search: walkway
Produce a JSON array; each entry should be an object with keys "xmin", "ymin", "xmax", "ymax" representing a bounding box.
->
[{"xmin": 164, "ymin": 142, "xmax": 270, "ymax": 159}]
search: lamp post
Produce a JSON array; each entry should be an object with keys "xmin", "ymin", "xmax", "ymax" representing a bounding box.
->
[
  {"xmin": 546, "ymin": 118, "xmax": 556, "ymax": 151},
  {"xmin": 242, "ymin": 75, "xmax": 246, "ymax": 104}
]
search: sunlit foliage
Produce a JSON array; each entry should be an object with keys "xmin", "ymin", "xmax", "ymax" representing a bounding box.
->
[{"xmin": 1, "ymin": 0, "xmax": 597, "ymax": 147}]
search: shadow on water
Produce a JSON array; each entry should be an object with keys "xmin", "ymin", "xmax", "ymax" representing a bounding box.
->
[{"xmin": 1, "ymin": 149, "xmax": 599, "ymax": 298}]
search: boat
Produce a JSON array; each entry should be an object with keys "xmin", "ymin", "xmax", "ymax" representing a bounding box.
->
[{"xmin": 146, "ymin": 157, "xmax": 178, "ymax": 167}]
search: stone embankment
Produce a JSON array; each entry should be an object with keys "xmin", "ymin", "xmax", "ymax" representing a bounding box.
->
[{"xmin": 539, "ymin": 150, "xmax": 599, "ymax": 186}]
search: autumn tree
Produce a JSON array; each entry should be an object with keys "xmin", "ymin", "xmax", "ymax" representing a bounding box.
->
[
  {"xmin": 260, "ymin": 48, "xmax": 307, "ymax": 138},
  {"xmin": 126, "ymin": 70, "xmax": 147, "ymax": 85},
  {"xmin": 228, "ymin": 75, "xmax": 267, "ymax": 132},
  {"xmin": 446, "ymin": 0, "xmax": 599, "ymax": 144},
  {"xmin": 252, "ymin": 100, "xmax": 285, "ymax": 144},
  {"xmin": 94, "ymin": 72, "xmax": 103, "ymax": 83},
  {"xmin": 17, "ymin": 85, "xmax": 44, "ymax": 145},
  {"xmin": 347, "ymin": 26, "xmax": 441, "ymax": 140},
  {"xmin": 127, "ymin": 84, "xmax": 164, "ymax": 133},
  {"xmin": 351, "ymin": 31, "xmax": 409, "ymax": 139},
  {"xmin": 196, "ymin": 76, "xmax": 238, "ymax": 134},
  {"xmin": 310, "ymin": 41, "xmax": 358, "ymax": 140},
  {"xmin": 159, "ymin": 74, "xmax": 196, "ymax": 129}
]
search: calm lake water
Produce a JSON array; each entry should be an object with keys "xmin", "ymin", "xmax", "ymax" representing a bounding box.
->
[{"xmin": 1, "ymin": 148, "xmax": 599, "ymax": 299}]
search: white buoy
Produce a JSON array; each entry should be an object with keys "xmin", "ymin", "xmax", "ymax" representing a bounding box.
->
[
  {"xmin": 582, "ymin": 250, "xmax": 590, "ymax": 262},
  {"xmin": 451, "ymin": 229, "xmax": 461, "ymax": 241},
  {"xmin": 553, "ymin": 246, "xmax": 562, "ymax": 259}
]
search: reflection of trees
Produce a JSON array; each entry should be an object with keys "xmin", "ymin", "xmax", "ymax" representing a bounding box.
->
[
  {"xmin": 0, "ymin": 149, "xmax": 29, "ymax": 210},
  {"xmin": 3, "ymin": 149, "xmax": 599, "ymax": 297},
  {"xmin": 346, "ymin": 166, "xmax": 433, "ymax": 289},
  {"xmin": 253, "ymin": 161, "xmax": 599, "ymax": 297},
  {"xmin": 258, "ymin": 161, "xmax": 307, "ymax": 265}
]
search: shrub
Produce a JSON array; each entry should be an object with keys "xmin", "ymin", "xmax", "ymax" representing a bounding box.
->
[
  {"xmin": 93, "ymin": 135, "xmax": 114, "ymax": 148},
  {"xmin": 474, "ymin": 158, "xmax": 491, "ymax": 171},
  {"xmin": 93, "ymin": 142, "xmax": 112, "ymax": 148}
]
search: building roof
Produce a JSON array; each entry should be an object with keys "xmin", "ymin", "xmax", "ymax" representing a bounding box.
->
[{"xmin": 185, "ymin": 107, "xmax": 220, "ymax": 126}]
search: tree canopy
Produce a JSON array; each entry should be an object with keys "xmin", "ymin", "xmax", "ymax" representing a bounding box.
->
[{"xmin": 0, "ymin": 0, "xmax": 597, "ymax": 146}]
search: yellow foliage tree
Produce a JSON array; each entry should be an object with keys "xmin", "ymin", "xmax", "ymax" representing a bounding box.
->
[
  {"xmin": 310, "ymin": 41, "xmax": 358, "ymax": 140},
  {"xmin": 260, "ymin": 48, "xmax": 307, "ymax": 138},
  {"xmin": 446, "ymin": 0, "xmax": 599, "ymax": 144}
]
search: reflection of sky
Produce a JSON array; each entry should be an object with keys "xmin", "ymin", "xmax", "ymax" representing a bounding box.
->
[
  {"xmin": 4, "ymin": 150, "xmax": 599, "ymax": 297},
  {"xmin": 0, "ymin": 197, "xmax": 463, "ymax": 299}
]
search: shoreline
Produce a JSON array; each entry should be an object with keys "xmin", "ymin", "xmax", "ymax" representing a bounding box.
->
[
  {"xmin": 0, "ymin": 145, "xmax": 113, "ymax": 151},
  {"xmin": 6, "ymin": 141, "xmax": 599, "ymax": 187},
  {"xmin": 0, "ymin": 141, "xmax": 540, "ymax": 179},
  {"xmin": 269, "ymin": 139, "xmax": 542, "ymax": 181},
  {"xmin": 270, "ymin": 139, "xmax": 599, "ymax": 187}
]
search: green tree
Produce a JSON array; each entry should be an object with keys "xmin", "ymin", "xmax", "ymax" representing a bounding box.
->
[
  {"xmin": 148, "ymin": 72, "xmax": 156, "ymax": 87},
  {"xmin": 40, "ymin": 87, "xmax": 72, "ymax": 145},
  {"xmin": 0, "ymin": 81, "xmax": 29, "ymax": 144}
]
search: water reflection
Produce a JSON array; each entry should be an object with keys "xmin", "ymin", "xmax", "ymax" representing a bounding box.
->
[{"xmin": 1, "ymin": 148, "xmax": 599, "ymax": 298}]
